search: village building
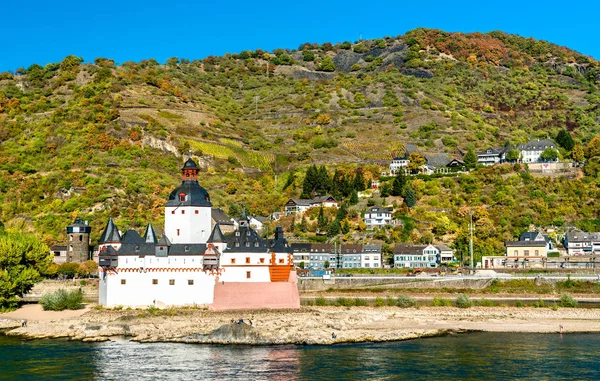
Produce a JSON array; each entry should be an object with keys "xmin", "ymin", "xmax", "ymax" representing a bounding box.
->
[
  {"xmin": 290, "ymin": 243, "xmax": 382, "ymax": 269},
  {"xmin": 563, "ymin": 231, "xmax": 600, "ymax": 255},
  {"xmin": 363, "ymin": 206, "xmax": 393, "ymax": 230},
  {"xmin": 518, "ymin": 139, "xmax": 558, "ymax": 164},
  {"xmin": 284, "ymin": 195, "xmax": 338, "ymax": 215},
  {"xmin": 393, "ymin": 244, "xmax": 455, "ymax": 268},
  {"xmin": 50, "ymin": 217, "xmax": 97, "ymax": 264},
  {"xmin": 211, "ymin": 208, "xmax": 234, "ymax": 234},
  {"xmin": 98, "ymin": 158, "xmax": 300, "ymax": 310},
  {"xmin": 477, "ymin": 147, "xmax": 509, "ymax": 166}
]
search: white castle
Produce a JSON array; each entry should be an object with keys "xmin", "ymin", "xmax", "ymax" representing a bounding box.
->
[{"xmin": 98, "ymin": 158, "xmax": 300, "ymax": 310}]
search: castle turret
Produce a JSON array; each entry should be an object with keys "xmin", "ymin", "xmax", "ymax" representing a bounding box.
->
[
  {"xmin": 164, "ymin": 158, "xmax": 212, "ymax": 244},
  {"xmin": 98, "ymin": 217, "xmax": 122, "ymax": 252},
  {"xmin": 67, "ymin": 217, "xmax": 91, "ymax": 262}
]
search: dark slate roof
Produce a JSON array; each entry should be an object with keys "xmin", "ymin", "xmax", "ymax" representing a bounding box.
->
[
  {"xmin": 166, "ymin": 180, "xmax": 212, "ymax": 207},
  {"xmin": 116, "ymin": 242, "xmax": 207, "ymax": 256},
  {"xmin": 477, "ymin": 147, "xmax": 506, "ymax": 156},
  {"xmin": 310, "ymin": 244, "xmax": 334, "ymax": 252},
  {"xmin": 157, "ymin": 235, "xmax": 171, "ymax": 246},
  {"xmin": 212, "ymin": 208, "xmax": 233, "ymax": 225},
  {"xmin": 435, "ymin": 244, "xmax": 453, "ymax": 251},
  {"xmin": 68, "ymin": 217, "xmax": 88, "ymax": 228},
  {"xmin": 168, "ymin": 244, "xmax": 207, "ymax": 255},
  {"xmin": 519, "ymin": 232, "xmax": 544, "ymax": 242},
  {"xmin": 287, "ymin": 198, "xmax": 312, "ymax": 206},
  {"xmin": 121, "ymin": 230, "xmax": 144, "ymax": 245},
  {"xmin": 208, "ymin": 224, "xmax": 225, "ymax": 243},
  {"xmin": 505, "ymin": 241, "xmax": 546, "ymax": 247},
  {"xmin": 290, "ymin": 243, "xmax": 311, "ymax": 252},
  {"xmin": 183, "ymin": 158, "xmax": 199, "ymax": 169},
  {"xmin": 118, "ymin": 243, "xmax": 155, "ymax": 256},
  {"xmin": 224, "ymin": 225, "xmax": 269, "ymax": 253},
  {"xmin": 366, "ymin": 206, "xmax": 393, "ymax": 214},
  {"xmin": 425, "ymin": 153, "xmax": 451, "ymax": 168},
  {"xmin": 565, "ymin": 231, "xmax": 600, "ymax": 242},
  {"xmin": 269, "ymin": 226, "xmax": 291, "ymax": 253},
  {"xmin": 143, "ymin": 223, "xmax": 158, "ymax": 244},
  {"xmin": 312, "ymin": 195, "xmax": 336, "ymax": 203},
  {"xmin": 98, "ymin": 218, "xmax": 121, "ymax": 244},
  {"xmin": 363, "ymin": 244, "xmax": 382, "ymax": 253},
  {"xmin": 99, "ymin": 245, "xmax": 118, "ymax": 256},
  {"xmin": 394, "ymin": 243, "xmax": 427, "ymax": 255},
  {"xmin": 253, "ymin": 216, "xmax": 270, "ymax": 223},
  {"xmin": 518, "ymin": 139, "xmax": 557, "ymax": 151},
  {"xmin": 341, "ymin": 244, "xmax": 363, "ymax": 254}
]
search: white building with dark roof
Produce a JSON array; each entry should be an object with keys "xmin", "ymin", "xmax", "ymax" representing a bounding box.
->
[
  {"xmin": 518, "ymin": 139, "xmax": 558, "ymax": 164},
  {"xmin": 98, "ymin": 158, "xmax": 300, "ymax": 310},
  {"xmin": 363, "ymin": 207, "xmax": 393, "ymax": 230}
]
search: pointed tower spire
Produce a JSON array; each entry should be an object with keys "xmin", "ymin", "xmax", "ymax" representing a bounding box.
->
[
  {"xmin": 99, "ymin": 217, "xmax": 121, "ymax": 244},
  {"xmin": 143, "ymin": 223, "xmax": 158, "ymax": 244},
  {"xmin": 207, "ymin": 224, "xmax": 225, "ymax": 243}
]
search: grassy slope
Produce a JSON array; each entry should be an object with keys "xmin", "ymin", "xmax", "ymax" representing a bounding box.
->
[{"xmin": 0, "ymin": 29, "xmax": 599, "ymax": 255}]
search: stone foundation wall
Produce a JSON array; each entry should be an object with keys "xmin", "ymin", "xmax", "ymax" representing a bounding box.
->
[{"xmin": 22, "ymin": 279, "xmax": 99, "ymax": 302}]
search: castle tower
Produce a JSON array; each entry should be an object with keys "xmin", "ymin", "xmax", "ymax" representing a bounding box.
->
[
  {"xmin": 164, "ymin": 158, "xmax": 212, "ymax": 244},
  {"xmin": 67, "ymin": 217, "xmax": 91, "ymax": 262},
  {"xmin": 98, "ymin": 217, "xmax": 122, "ymax": 252}
]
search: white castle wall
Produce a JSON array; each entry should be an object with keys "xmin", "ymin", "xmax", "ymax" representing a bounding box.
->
[{"xmin": 164, "ymin": 206, "xmax": 212, "ymax": 244}]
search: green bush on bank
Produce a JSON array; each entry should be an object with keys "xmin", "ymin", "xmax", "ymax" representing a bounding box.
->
[
  {"xmin": 454, "ymin": 294, "xmax": 472, "ymax": 308},
  {"xmin": 39, "ymin": 289, "xmax": 83, "ymax": 311},
  {"xmin": 559, "ymin": 294, "xmax": 578, "ymax": 308},
  {"xmin": 432, "ymin": 297, "xmax": 452, "ymax": 306},
  {"xmin": 396, "ymin": 294, "xmax": 417, "ymax": 308}
]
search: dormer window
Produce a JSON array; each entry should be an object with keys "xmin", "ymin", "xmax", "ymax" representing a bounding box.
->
[
  {"xmin": 245, "ymin": 242, "xmax": 250, "ymax": 247},
  {"xmin": 235, "ymin": 242, "xmax": 239, "ymax": 247},
  {"xmin": 179, "ymin": 193, "xmax": 186, "ymax": 202},
  {"xmin": 135, "ymin": 246, "xmax": 140, "ymax": 252},
  {"xmin": 236, "ymin": 231, "xmax": 240, "ymax": 236},
  {"xmin": 185, "ymin": 246, "xmax": 189, "ymax": 252},
  {"xmin": 254, "ymin": 242, "xmax": 259, "ymax": 247}
]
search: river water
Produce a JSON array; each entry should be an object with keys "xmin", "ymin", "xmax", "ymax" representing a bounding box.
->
[{"xmin": 1, "ymin": 333, "xmax": 599, "ymax": 380}]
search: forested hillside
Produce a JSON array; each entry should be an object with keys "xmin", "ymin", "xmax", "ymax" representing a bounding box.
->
[{"xmin": 0, "ymin": 28, "xmax": 599, "ymax": 258}]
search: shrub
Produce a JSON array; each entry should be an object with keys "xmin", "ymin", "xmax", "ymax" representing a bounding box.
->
[
  {"xmin": 374, "ymin": 296, "xmax": 385, "ymax": 307},
  {"xmin": 532, "ymin": 298, "xmax": 547, "ymax": 308},
  {"xmin": 386, "ymin": 296, "xmax": 396, "ymax": 306},
  {"xmin": 79, "ymin": 280, "xmax": 87, "ymax": 286},
  {"xmin": 355, "ymin": 298, "xmax": 369, "ymax": 306},
  {"xmin": 335, "ymin": 297, "xmax": 355, "ymax": 307},
  {"xmin": 515, "ymin": 300, "xmax": 524, "ymax": 308},
  {"xmin": 455, "ymin": 295, "xmax": 472, "ymax": 308},
  {"xmin": 396, "ymin": 294, "xmax": 417, "ymax": 308},
  {"xmin": 476, "ymin": 298, "xmax": 496, "ymax": 307},
  {"xmin": 315, "ymin": 295, "xmax": 327, "ymax": 306},
  {"xmin": 559, "ymin": 294, "xmax": 578, "ymax": 308},
  {"xmin": 432, "ymin": 297, "xmax": 452, "ymax": 307},
  {"xmin": 39, "ymin": 289, "xmax": 84, "ymax": 311}
]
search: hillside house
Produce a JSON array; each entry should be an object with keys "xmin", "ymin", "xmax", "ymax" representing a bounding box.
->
[
  {"xmin": 563, "ymin": 231, "xmax": 600, "ymax": 255},
  {"xmin": 477, "ymin": 147, "xmax": 509, "ymax": 166},
  {"xmin": 518, "ymin": 139, "xmax": 558, "ymax": 163},
  {"xmin": 290, "ymin": 243, "xmax": 381, "ymax": 269},
  {"xmin": 363, "ymin": 207, "xmax": 393, "ymax": 230},
  {"xmin": 284, "ymin": 195, "xmax": 338, "ymax": 215},
  {"xmin": 503, "ymin": 240, "xmax": 548, "ymax": 268},
  {"xmin": 393, "ymin": 244, "xmax": 455, "ymax": 268},
  {"xmin": 341, "ymin": 244, "xmax": 382, "ymax": 269}
]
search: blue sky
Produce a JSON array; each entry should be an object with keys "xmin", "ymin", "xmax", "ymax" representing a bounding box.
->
[{"xmin": 1, "ymin": 0, "xmax": 598, "ymax": 72}]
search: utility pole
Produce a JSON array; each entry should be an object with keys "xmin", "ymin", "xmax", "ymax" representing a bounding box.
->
[{"xmin": 469, "ymin": 208, "xmax": 474, "ymax": 274}]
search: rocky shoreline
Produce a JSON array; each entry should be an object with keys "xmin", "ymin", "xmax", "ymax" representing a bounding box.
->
[{"xmin": 3, "ymin": 306, "xmax": 600, "ymax": 345}]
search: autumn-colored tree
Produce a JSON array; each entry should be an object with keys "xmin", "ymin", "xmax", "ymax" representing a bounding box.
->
[
  {"xmin": 315, "ymin": 113, "xmax": 331, "ymax": 125},
  {"xmin": 572, "ymin": 144, "xmax": 585, "ymax": 163},
  {"xmin": 407, "ymin": 152, "xmax": 426, "ymax": 173},
  {"xmin": 587, "ymin": 136, "xmax": 600, "ymax": 158}
]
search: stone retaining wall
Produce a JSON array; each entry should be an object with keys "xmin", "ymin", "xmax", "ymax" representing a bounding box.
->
[{"xmin": 22, "ymin": 279, "xmax": 99, "ymax": 302}]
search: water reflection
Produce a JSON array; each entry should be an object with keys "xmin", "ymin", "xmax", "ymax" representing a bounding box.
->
[{"xmin": 1, "ymin": 333, "xmax": 600, "ymax": 380}]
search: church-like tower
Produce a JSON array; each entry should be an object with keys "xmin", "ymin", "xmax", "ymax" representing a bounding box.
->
[
  {"xmin": 164, "ymin": 158, "xmax": 212, "ymax": 244},
  {"xmin": 66, "ymin": 217, "xmax": 91, "ymax": 262}
]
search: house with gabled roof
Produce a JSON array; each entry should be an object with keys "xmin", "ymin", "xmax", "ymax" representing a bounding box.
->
[{"xmin": 284, "ymin": 195, "xmax": 338, "ymax": 215}]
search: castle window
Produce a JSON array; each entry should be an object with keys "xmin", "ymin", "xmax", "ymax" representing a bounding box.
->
[
  {"xmin": 182, "ymin": 210, "xmax": 185, "ymax": 214},
  {"xmin": 152, "ymin": 279, "xmax": 158, "ymax": 285},
  {"xmin": 195, "ymin": 210, "xmax": 199, "ymax": 214},
  {"xmin": 260, "ymin": 258, "xmax": 265, "ymax": 264},
  {"xmin": 169, "ymin": 279, "xmax": 175, "ymax": 285},
  {"xmin": 235, "ymin": 242, "xmax": 239, "ymax": 247},
  {"xmin": 279, "ymin": 259, "xmax": 284, "ymax": 264},
  {"xmin": 231, "ymin": 258, "xmax": 236, "ymax": 264},
  {"xmin": 70, "ymin": 235, "xmax": 73, "ymax": 241},
  {"xmin": 79, "ymin": 236, "xmax": 82, "ymax": 241},
  {"xmin": 254, "ymin": 242, "xmax": 259, "ymax": 247},
  {"xmin": 185, "ymin": 246, "xmax": 189, "ymax": 252},
  {"xmin": 179, "ymin": 193, "xmax": 186, "ymax": 202},
  {"xmin": 236, "ymin": 231, "xmax": 240, "ymax": 236},
  {"xmin": 246, "ymin": 271, "xmax": 251, "ymax": 279},
  {"xmin": 121, "ymin": 279, "xmax": 126, "ymax": 285},
  {"xmin": 177, "ymin": 229, "xmax": 180, "ymax": 236},
  {"xmin": 135, "ymin": 246, "xmax": 140, "ymax": 252},
  {"xmin": 245, "ymin": 242, "xmax": 250, "ymax": 247},
  {"xmin": 188, "ymin": 280, "xmax": 194, "ymax": 285},
  {"xmin": 246, "ymin": 257, "xmax": 250, "ymax": 264},
  {"xmin": 172, "ymin": 210, "xmax": 175, "ymax": 214}
]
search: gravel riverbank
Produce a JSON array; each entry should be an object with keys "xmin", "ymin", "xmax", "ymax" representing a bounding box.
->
[{"xmin": 3, "ymin": 305, "xmax": 600, "ymax": 345}]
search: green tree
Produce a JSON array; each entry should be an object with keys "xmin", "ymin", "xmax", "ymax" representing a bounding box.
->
[
  {"xmin": 505, "ymin": 149, "xmax": 520, "ymax": 162},
  {"xmin": 324, "ymin": 260, "xmax": 330, "ymax": 269},
  {"xmin": 349, "ymin": 190, "xmax": 359, "ymax": 205},
  {"xmin": 341, "ymin": 219, "xmax": 351, "ymax": 234},
  {"xmin": 463, "ymin": 148, "xmax": 477, "ymax": 168},
  {"xmin": 327, "ymin": 220, "xmax": 341, "ymax": 237},
  {"xmin": 353, "ymin": 170, "xmax": 365, "ymax": 191},
  {"xmin": 391, "ymin": 171, "xmax": 407, "ymax": 196},
  {"xmin": 540, "ymin": 148, "xmax": 558, "ymax": 161},
  {"xmin": 336, "ymin": 203, "xmax": 348, "ymax": 221},
  {"xmin": 404, "ymin": 188, "xmax": 416, "ymax": 208},
  {"xmin": 556, "ymin": 129, "xmax": 575, "ymax": 151},
  {"xmin": 300, "ymin": 216, "xmax": 308, "ymax": 232},
  {"xmin": 318, "ymin": 56, "xmax": 335, "ymax": 72},
  {"xmin": 317, "ymin": 206, "xmax": 328, "ymax": 230},
  {"xmin": 0, "ymin": 232, "xmax": 52, "ymax": 308},
  {"xmin": 379, "ymin": 182, "xmax": 392, "ymax": 197},
  {"xmin": 302, "ymin": 50, "xmax": 315, "ymax": 62},
  {"xmin": 587, "ymin": 136, "xmax": 600, "ymax": 158}
]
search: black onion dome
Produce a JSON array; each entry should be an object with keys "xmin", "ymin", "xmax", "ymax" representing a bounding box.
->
[
  {"xmin": 166, "ymin": 181, "xmax": 212, "ymax": 207},
  {"xmin": 183, "ymin": 158, "xmax": 198, "ymax": 169}
]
